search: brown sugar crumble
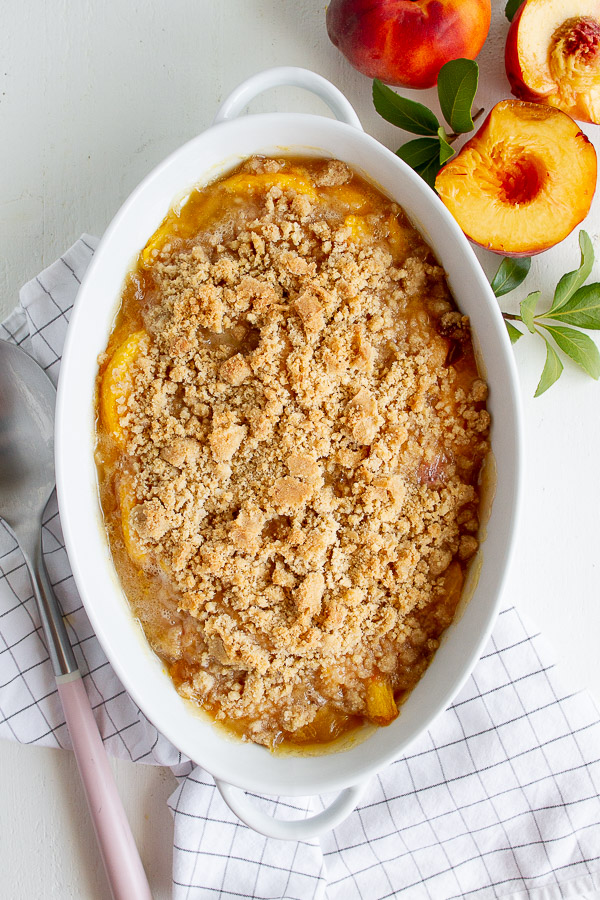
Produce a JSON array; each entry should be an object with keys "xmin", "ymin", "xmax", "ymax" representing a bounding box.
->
[{"xmin": 95, "ymin": 156, "xmax": 491, "ymax": 749}]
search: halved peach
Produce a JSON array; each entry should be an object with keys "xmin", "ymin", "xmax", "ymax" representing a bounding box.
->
[
  {"xmin": 434, "ymin": 99, "xmax": 597, "ymax": 256},
  {"xmin": 100, "ymin": 330, "xmax": 149, "ymax": 446},
  {"xmin": 506, "ymin": 0, "xmax": 600, "ymax": 124}
]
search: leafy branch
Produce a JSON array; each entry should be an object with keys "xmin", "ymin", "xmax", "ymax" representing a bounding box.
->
[
  {"xmin": 491, "ymin": 232, "xmax": 600, "ymax": 396},
  {"xmin": 372, "ymin": 59, "xmax": 482, "ymax": 187}
]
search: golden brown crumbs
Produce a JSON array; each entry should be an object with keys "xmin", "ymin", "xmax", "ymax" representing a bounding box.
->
[{"xmin": 95, "ymin": 156, "xmax": 490, "ymax": 749}]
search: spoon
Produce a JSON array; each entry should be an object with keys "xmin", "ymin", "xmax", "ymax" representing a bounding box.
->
[{"xmin": 0, "ymin": 339, "xmax": 152, "ymax": 900}]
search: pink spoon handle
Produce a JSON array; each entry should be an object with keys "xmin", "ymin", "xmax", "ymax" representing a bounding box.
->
[{"xmin": 57, "ymin": 673, "xmax": 153, "ymax": 900}]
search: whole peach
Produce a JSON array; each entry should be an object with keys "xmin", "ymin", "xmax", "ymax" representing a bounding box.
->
[{"xmin": 326, "ymin": 0, "xmax": 491, "ymax": 89}]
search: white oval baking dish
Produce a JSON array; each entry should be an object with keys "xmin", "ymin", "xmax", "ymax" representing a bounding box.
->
[{"xmin": 56, "ymin": 67, "xmax": 522, "ymax": 840}]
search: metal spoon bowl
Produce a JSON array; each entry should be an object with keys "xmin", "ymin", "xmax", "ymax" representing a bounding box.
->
[{"xmin": 0, "ymin": 339, "xmax": 151, "ymax": 900}]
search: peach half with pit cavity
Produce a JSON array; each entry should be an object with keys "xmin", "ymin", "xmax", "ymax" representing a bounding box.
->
[{"xmin": 434, "ymin": 99, "xmax": 597, "ymax": 256}]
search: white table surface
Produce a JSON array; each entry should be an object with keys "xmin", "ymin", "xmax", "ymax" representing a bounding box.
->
[{"xmin": 1, "ymin": 2, "xmax": 599, "ymax": 897}]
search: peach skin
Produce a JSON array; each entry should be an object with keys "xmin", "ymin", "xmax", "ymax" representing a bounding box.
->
[{"xmin": 326, "ymin": 0, "xmax": 491, "ymax": 89}]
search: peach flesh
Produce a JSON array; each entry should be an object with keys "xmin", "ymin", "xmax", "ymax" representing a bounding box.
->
[
  {"xmin": 435, "ymin": 99, "xmax": 597, "ymax": 256},
  {"xmin": 506, "ymin": 0, "xmax": 600, "ymax": 124},
  {"xmin": 555, "ymin": 15, "xmax": 600, "ymax": 55},
  {"xmin": 497, "ymin": 156, "xmax": 545, "ymax": 205},
  {"xmin": 549, "ymin": 17, "xmax": 600, "ymax": 87}
]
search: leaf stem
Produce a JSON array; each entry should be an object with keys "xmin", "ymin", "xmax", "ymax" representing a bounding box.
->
[
  {"xmin": 445, "ymin": 108, "xmax": 485, "ymax": 143},
  {"xmin": 502, "ymin": 312, "xmax": 522, "ymax": 321}
]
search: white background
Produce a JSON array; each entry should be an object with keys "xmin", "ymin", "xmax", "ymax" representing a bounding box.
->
[{"xmin": 1, "ymin": 1, "xmax": 599, "ymax": 897}]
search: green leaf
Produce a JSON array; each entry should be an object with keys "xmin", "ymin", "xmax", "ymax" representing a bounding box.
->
[
  {"xmin": 505, "ymin": 320, "xmax": 523, "ymax": 343},
  {"xmin": 520, "ymin": 291, "xmax": 540, "ymax": 334},
  {"xmin": 438, "ymin": 127, "xmax": 454, "ymax": 165},
  {"xmin": 373, "ymin": 79, "xmax": 439, "ymax": 136},
  {"xmin": 505, "ymin": 0, "xmax": 523, "ymax": 21},
  {"xmin": 544, "ymin": 283, "xmax": 600, "ymax": 329},
  {"xmin": 416, "ymin": 154, "xmax": 443, "ymax": 190},
  {"xmin": 396, "ymin": 136, "xmax": 444, "ymax": 189},
  {"xmin": 535, "ymin": 338, "xmax": 563, "ymax": 397},
  {"xmin": 437, "ymin": 59, "xmax": 479, "ymax": 133},
  {"xmin": 542, "ymin": 324, "xmax": 600, "ymax": 379},
  {"xmin": 490, "ymin": 256, "xmax": 532, "ymax": 297},
  {"xmin": 550, "ymin": 231, "xmax": 594, "ymax": 313},
  {"xmin": 396, "ymin": 137, "xmax": 442, "ymax": 169}
]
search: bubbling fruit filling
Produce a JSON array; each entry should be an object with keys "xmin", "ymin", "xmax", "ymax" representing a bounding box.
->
[{"xmin": 95, "ymin": 156, "xmax": 491, "ymax": 750}]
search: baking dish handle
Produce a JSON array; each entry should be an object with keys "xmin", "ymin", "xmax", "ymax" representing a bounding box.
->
[
  {"xmin": 213, "ymin": 66, "xmax": 363, "ymax": 130},
  {"xmin": 214, "ymin": 778, "xmax": 366, "ymax": 841}
]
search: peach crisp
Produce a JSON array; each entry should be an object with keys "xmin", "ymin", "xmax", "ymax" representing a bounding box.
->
[{"xmin": 95, "ymin": 157, "xmax": 490, "ymax": 749}]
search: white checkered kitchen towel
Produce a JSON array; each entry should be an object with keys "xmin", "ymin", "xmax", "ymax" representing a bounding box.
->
[{"xmin": 2, "ymin": 236, "xmax": 600, "ymax": 900}]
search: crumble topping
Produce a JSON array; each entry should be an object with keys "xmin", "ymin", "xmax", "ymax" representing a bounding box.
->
[{"xmin": 96, "ymin": 157, "xmax": 490, "ymax": 748}]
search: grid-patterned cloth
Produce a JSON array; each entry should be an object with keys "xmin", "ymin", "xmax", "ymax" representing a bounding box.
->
[{"xmin": 2, "ymin": 237, "xmax": 600, "ymax": 900}]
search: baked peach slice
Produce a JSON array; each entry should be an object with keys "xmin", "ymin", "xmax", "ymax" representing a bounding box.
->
[
  {"xmin": 100, "ymin": 330, "xmax": 149, "ymax": 447},
  {"xmin": 343, "ymin": 214, "xmax": 374, "ymax": 244},
  {"xmin": 366, "ymin": 676, "xmax": 399, "ymax": 726},
  {"xmin": 117, "ymin": 475, "xmax": 149, "ymax": 567},
  {"xmin": 386, "ymin": 214, "xmax": 411, "ymax": 259},
  {"xmin": 435, "ymin": 99, "xmax": 597, "ymax": 255},
  {"xmin": 506, "ymin": 0, "xmax": 600, "ymax": 124},
  {"xmin": 220, "ymin": 170, "xmax": 318, "ymax": 200},
  {"xmin": 142, "ymin": 169, "xmax": 319, "ymax": 264}
]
